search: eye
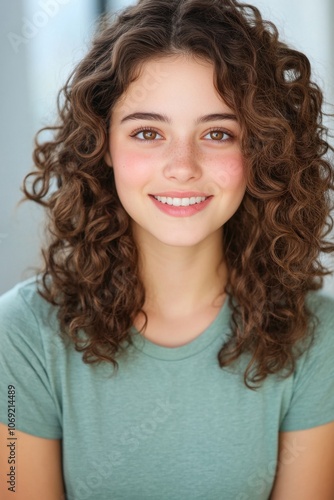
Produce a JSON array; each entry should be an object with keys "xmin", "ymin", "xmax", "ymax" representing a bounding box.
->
[
  {"xmin": 203, "ymin": 128, "xmax": 233, "ymax": 142},
  {"xmin": 130, "ymin": 127, "xmax": 163, "ymax": 141},
  {"xmin": 129, "ymin": 126, "xmax": 234, "ymax": 143}
]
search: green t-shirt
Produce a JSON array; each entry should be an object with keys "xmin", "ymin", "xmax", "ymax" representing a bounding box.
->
[{"xmin": 0, "ymin": 276, "xmax": 334, "ymax": 500}]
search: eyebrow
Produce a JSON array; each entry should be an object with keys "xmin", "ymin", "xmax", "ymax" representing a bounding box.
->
[{"xmin": 120, "ymin": 112, "xmax": 238, "ymax": 125}]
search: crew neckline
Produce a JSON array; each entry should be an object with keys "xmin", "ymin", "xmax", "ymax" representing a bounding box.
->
[{"xmin": 129, "ymin": 297, "xmax": 232, "ymax": 361}]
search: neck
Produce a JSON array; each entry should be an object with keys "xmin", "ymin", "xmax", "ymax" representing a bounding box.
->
[{"xmin": 134, "ymin": 227, "xmax": 228, "ymax": 320}]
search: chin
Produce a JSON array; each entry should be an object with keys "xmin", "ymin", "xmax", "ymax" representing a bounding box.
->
[{"xmin": 153, "ymin": 232, "xmax": 213, "ymax": 248}]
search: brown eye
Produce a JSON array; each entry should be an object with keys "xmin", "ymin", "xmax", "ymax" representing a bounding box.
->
[
  {"xmin": 142, "ymin": 130, "xmax": 157, "ymax": 140},
  {"xmin": 203, "ymin": 129, "xmax": 233, "ymax": 142},
  {"xmin": 131, "ymin": 129, "xmax": 162, "ymax": 141},
  {"xmin": 210, "ymin": 131, "xmax": 227, "ymax": 140}
]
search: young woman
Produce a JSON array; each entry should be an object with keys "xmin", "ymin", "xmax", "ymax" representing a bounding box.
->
[{"xmin": 1, "ymin": 0, "xmax": 334, "ymax": 498}]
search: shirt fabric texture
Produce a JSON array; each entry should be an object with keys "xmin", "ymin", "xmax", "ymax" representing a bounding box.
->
[{"xmin": 0, "ymin": 276, "xmax": 334, "ymax": 500}]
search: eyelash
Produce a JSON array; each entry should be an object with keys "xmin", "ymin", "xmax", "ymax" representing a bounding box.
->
[{"xmin": 129, "ymin": 126, "xmax": 234, "ymax": 143}]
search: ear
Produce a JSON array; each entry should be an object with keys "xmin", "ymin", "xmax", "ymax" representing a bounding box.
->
[{"xmin": 104, "ymin": 150, "xmax": 113, "ymax": 167}]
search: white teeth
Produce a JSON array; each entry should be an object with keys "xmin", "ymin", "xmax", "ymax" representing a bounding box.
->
[{"xmin": 154, "ymin": 196, "xmax": 207, "ymax": 206}]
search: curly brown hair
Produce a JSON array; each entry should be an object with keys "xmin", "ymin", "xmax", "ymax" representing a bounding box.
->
[{"xmin": 22, "ymin": 0, "xmax": 334, "ymax": 388}]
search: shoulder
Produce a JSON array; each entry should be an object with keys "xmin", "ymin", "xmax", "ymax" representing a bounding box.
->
[
  {"xmin": 0, "ymin": 278, "xmax": 64, "ymax": 438},
  {"xmin": 303, "ymin": 290, "xmax": 334, "ymax": 354},
  {"xmin": 306, "ymin": 289, "xmax": 334, "ymax": 323},
  {"xmin": 279, "ymin": 289, "xmax": 334, "ymax": 432},
  {"xmin": 0, "ymin": 274, "xmax": 46, "ymax": 311},
  {"xmin": 291, "ymin": 289, "xmax": 334, "ymax": 371},
  {"xmin": 0, "ymin": 275, "xmax": 65, "ymax": 358},
  {"xmin": 0, "ymin": 275, "xmax": 56, "ymax": 330}
]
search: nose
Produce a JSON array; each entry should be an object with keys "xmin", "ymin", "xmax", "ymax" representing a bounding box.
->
[{"xmin": 163, "ymin": 140, "xmax": 202, "ymax": 182}]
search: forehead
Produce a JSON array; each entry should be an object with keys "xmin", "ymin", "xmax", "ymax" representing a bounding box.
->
[{"xmin": 112, "ymin": 54, "xmax": 233, "ymax": 118}]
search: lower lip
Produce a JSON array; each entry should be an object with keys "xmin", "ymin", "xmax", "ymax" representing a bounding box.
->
[{"xmin": 149, "ymin": 196, "xmax": 213, "ymax": 217}]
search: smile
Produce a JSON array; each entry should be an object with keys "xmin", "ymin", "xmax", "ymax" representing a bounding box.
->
[{"xmin": 153, "ymin": 196, "xmax": 208, "ymax": 207}]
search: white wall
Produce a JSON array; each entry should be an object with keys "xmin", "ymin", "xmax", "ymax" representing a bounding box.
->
[
  {"xmin": 1, "ymin": 0, "xmax": 333, "ymax": 296},
  {"xmin": 1, "ymin": 0, "xmax": 96, "ymax": 293},
  {"xmin": 250, "ymin": 1, "xmax": 334, "ymax": 297},
  {"xmin": 251, "ymin": 0, "xmax": 334, "ymax": 114},
  {"xmin": 1, "ymin": 2, "xmax": 41, "ymax": 293}
]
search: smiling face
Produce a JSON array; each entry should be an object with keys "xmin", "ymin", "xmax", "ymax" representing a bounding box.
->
[{"xmin": 105, "ymin": 54, "xmax": 247, "ymax": 250}]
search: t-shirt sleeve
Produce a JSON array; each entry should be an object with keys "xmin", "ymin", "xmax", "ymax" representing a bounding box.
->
[
  {"xmin": 280, "ymin": 292, "xmax": 334, "ymax": 431},
  {"xmin": 0, "ymin": 282, "xmax": 62, "ymax": 439}
]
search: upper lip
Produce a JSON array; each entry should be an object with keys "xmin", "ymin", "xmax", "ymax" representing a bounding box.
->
[{"xmin": 150, "ymin": 192, "xmax": 211, "ymax": 197}]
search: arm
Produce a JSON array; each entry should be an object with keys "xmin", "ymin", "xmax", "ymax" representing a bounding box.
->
[
  {"xmin": 0, "ymin": 423, "xmax": 65, "ymax": 500},
  {"xmin": 270, "ymin": 421, "xmax": 334, "ymax": 500}
]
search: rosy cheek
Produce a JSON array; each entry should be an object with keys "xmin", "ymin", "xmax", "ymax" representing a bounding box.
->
[
  {"xmin": 113, "ymin": 150, "xmax": 152, "ymax": 184},
  {"xmin": 212, "ymin": 153, "xmax": 245, "ymax": 188}
]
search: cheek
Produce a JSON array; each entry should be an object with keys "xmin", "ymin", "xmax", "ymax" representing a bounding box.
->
[
  {"xmin": 112, "ymin": 150, "xmax": 153, "ymax": 188},
  {"xmin": 211, "ymin": 153, "xmax": 246, "ymax": 189}
]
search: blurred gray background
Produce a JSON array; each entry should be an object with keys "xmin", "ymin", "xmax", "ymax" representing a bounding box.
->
[{"xmin": 1, "ymin": 0, "xmax": 333, "ymax": 296}]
